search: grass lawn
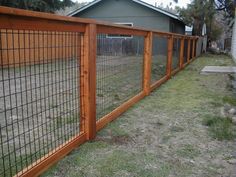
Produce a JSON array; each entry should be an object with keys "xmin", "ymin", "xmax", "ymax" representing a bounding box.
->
[{"xmin": 43, "ymin": 54, "xmax": 236, "ymax": 177}]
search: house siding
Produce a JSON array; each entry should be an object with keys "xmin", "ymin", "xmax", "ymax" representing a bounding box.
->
[
  {"xmin": 72, "ymin": 0, "xmax": 185, "ymax": 55},
  {"xmin": 74, "ymin": 0, "xmax": 171, "ymax": 32}
]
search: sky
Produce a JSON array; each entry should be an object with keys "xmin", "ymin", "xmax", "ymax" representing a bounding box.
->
[{"xmin": 72, "ymin": 0, "xmax": 192, "ymax": 8}]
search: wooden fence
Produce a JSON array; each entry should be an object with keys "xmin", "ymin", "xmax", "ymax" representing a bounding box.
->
[{"xmin": 0, "ymin": 6, "xmax": 200, "ymax": 177}]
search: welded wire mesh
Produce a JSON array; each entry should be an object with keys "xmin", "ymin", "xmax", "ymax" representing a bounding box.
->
[
  {"xmin": 0, "ymin": 29, "xmax": 82, "ymax": 177},
  {"xmin": 151, "ymin": 35, "xmax": 168, "ymax": 85},
  {"xmin": 172, "ymin": 38, "xmax": 180, "ymax": 71},
  {"xmin": 183, "ymin": 39, "xmax": 188, "ymax": 64},
  {"xmin": 190, "ymin": 39, "xmax": 193, "ymax": 60},
  {"xmin": 96, "ymin": 34, "xmax": 144, "ymax": 120},
  {"xmin": 193, "ymin": 40, "xmax": 196, "ymax": 57}
]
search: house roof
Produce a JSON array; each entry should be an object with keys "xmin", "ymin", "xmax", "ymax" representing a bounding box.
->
[{"xmin": 67, "ymin": 0, "xmax": 180, "ymax": 21}]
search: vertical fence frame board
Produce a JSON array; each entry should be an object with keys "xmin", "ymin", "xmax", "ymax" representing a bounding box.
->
[
  {"xmin": 80, "ymin": 34, "xmax": 85, "ymax": 132},
  {"xmin": 167, "ymin": 35, "xmax": 173, "ymax": 78},
  {"xmin": 179, "ymin": 38, "xmax": 184, "ymax": 69},
  {"xmin": 143, "ymin": 31, "xmax": 153, "ymax": 96},
  {"xmin": 81, "ymin": 23, "xmax": 97, "ymax": 140},
  {"xmin": 187, "ymin": 38, "xmax": 191, "ymax": 63}
]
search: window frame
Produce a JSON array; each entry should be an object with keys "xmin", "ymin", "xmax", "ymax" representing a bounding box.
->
[{"xmin": 106, "ymin": 23, "xmax": 134, "ymax": 39}]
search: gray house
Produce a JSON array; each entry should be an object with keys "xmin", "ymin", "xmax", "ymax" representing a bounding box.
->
[
  {"xmin": 68, "ymin": 0, "xmax": 185, "ymax": 56},
  {"xmin": 68, "ymin": 0, "xmax": 185, "ymax": 34}
]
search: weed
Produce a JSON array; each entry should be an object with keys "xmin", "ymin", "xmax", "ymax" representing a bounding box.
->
[
  {"xmin": 228, "ymin": 74, "xmax": 235, "ymax": 81},
  {"xmin": 114, "ymin": 94, "xmax": 121, "ymax": 101},
  {"xmin": 222, "ymin": 96, "xmax": 236, "ymax": 106},
  {"xmin": 202, "ymin": 115, "xmax": 236, "ymax": 140}
]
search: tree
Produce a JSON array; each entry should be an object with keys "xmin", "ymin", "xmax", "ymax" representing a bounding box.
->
[
  {"xmin": 0, "ymin": 0, "xmax": 75, "ymax": 13},
  {"xmin": 177, "ymin": 0, "xmax": 233, "ymax": 40},
  {"xmin": 56, "ymin": 2, "xmax": 88, "ymax": 16}
]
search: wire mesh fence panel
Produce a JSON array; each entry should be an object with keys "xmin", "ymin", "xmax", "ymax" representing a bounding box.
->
[
  {"xmin": 172, "ymin": 38, "xmax": 180, "ymax": 71},
  {"xmin": 151, "ymin": 35, "xmax": 168, "ymax": 85},
  {"xmin": 0, "ymin": 29, "xmax": 82, "ymax": 177},
  {"xmin": 193, "ymin": 40, "xmax": 196, "ymax": 57},
  {"xmin": 96, "ymin": 34, "xmax": 144, "ymax": 120},
  {"xmin": 190, "ymin": 39, "xmax": 193, "ymax": 60},
  {"xmin": 183, "ymin": 39, "xmax": 188, "ymax": 64}
]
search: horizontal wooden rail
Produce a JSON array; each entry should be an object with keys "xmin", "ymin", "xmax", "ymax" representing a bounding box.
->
[{"xmin": 0, "ymin": 14, "xmax": 86, "ymax": 32}]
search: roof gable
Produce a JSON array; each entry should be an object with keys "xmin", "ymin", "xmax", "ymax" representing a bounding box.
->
[{"xmin": 67, "ymin": 0, "xmax": 179, "ymax": 20}]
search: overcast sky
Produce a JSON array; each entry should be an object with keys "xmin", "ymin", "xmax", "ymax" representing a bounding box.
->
[{"xmin": 72, "ymin": 0, "xmax": 191, "ymax": 8}]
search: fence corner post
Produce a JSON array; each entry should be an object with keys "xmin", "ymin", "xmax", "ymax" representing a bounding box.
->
[
  {"xmin": 167, "ymin": 35, "xmax": 173, "ymax": 79},
  {"xmin": 179, "ymin": 37, "xmax": 184, "ymax": 69},
  {"xmin": 80, "ymin": 23, "xmax": 97, "ymax": 140},
  {"xmin": 143, "ymin": 31, "xmax": 153, "ymax": 96}
]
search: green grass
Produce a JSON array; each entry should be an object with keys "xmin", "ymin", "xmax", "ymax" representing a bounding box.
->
[{"xmin": 202, "ymin": 115, "xmax": 236, "ymax": 140}]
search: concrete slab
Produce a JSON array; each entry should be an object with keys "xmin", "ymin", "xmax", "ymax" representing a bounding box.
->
[{"xmin": 201, "ymin": 66, "xmax": 236, "ymax": 74}]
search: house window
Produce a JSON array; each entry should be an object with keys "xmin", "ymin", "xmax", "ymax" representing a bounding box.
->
[{"xmin": 107, "ymin": 23, "xmax": 133, "ymax": 39}]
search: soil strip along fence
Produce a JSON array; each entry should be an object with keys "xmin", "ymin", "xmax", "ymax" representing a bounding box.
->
[{"xmin": 0, "ymin": 6, "xmax": 200, "ymax": 177}]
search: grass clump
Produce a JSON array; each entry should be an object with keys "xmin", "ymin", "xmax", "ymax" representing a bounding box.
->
[
  {"xmin": 202, "ymin": 115, "xmax": 236, "ymax": 141},
  {"xmin": 222, "ymin": 96, "xmax": 236, "ymax": 106},
  {"xmin": 176, "ymin": 144, "xmax": 200, "ymax": 159}
]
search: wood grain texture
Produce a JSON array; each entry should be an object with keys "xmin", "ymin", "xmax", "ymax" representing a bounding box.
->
[
  {"xmin": 143, "ymin": 32, "xmax": 153, "ymax": 96},
  {"xmin": 81, "ymin": 24, "xmax": 97, "ymax": 140},
  {"xmin": 167, "ymin": 36, "xmax": 173, "ymax": 79},
  {"xmin": 179, "ymin": 38, "xmax": 184, "ymax": 69}
]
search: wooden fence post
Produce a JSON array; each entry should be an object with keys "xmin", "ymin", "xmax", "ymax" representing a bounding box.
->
[
  {"xmin": 187, "ymin": 38, "xmax": 191, "ymax": 62},
  {"xmin": 80, "ymin": 23, "xmax": 97, "ymax": 140},
  {"xmin": 179, "ymin": 37, "xmax": 184, "ymax": 69},
  {"xmin": 167, "ymin": 35, "xmax": 173, "ymax": 78},
  {"xmin": 143, "ymin": 31, "xmax": 153, "ymax": 96}
]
